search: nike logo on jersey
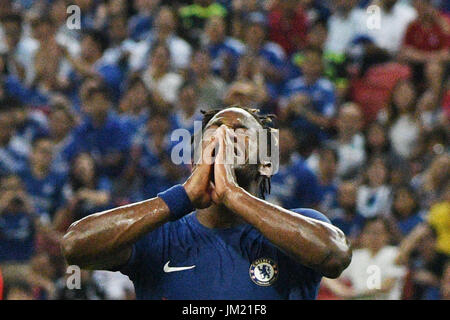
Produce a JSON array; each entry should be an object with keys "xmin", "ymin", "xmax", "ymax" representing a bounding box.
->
[{"xmin": 163, "ymin": 261, "xmax": 196, "ymax": 273}]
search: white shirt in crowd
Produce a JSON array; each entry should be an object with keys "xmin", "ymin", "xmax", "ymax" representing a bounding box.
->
[
  {"xmin": 130, "ymin": 33, "xmax": 192, "ymax": 72},
  {"xmin": 362, "ymin": 1, "xmax": 417, "ymax": 54},
  {"xmin": 337, "ymin": 134, "xmax": 366, "ymax": 178},
  {"xmin": 389, "ymin": 115, "xmax": 420, "ymax": 159},
  {"xmin": 357, "ymin": 184, "xmax": 392, "ymax": 218},
  {"xmin": 325, "ymin": 8, "xmax": 367, "ymax": 54},
  {"xmin": 340, "ymin": 246, "xmax": 407, "ymax": 300},
  {"xmin": 325, "ymin": 2, "xmax": 417, "ymax": 55},
  {"xmin": 92, "ymin": 271, "xmax": 135, "ymax": 300},
  {"xmin": 142, "ymin": 69, "xmax": 183, "ymax": 105}
]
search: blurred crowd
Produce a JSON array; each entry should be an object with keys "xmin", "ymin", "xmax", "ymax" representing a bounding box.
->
[{"xmin": 0, "ymin": 0, "xmax": 448, "ymax": 300}]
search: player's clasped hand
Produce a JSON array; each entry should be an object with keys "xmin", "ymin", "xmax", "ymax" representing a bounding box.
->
[{"xmin": 183, "ymin": 125, "xmax": 240, "ymax": 209}]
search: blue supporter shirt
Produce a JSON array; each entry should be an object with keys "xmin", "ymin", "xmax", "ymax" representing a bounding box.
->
[
  {"xmin": 0, "ymin": 212, "xmax": 35, "ymax": 263},
  {"xmin": 396, "ymin": 212, "xmax": 424, "ymax": 236},
  {"xmin": 3, "ymin": 75, "xmax": 42, "ymax": 107},
  {"xmin": 51, "ymin": 134, "xmax": 80, "ymax": 175},
  {"xmin": 120, "ymin": 208, "xmax": 330, "ymax": 300},
  {"xmin": 118, "ymin": 111, "xmax": 150, "ymax": 146},
  {"xmin": 62, "ymin": 176, "xmax": 113, "ymax": 220},
  {"xmin": 95, "ymin": 63, "xmax": 124, "ymax": 102},
  {"xmin": 72, "ymin": 113, "xmax": 130, "ymax": 177},
  {"xmin": 134, "ymin": 134, "xmax": 180, "ymax": 199},
  {"xmin": 281, "ymin": 76, "xmax": 336, "ymax": 141},
  {"xmin": 318, "ymin": 182, "xmax": 338, "ymax": 212},
  {"xmin": 256, "ymin": 43, "xmax": 287, "ymax": 98},
  {"xmin": 208, "ymin": 38, "xmax": 243, "ymax": 76},
  {"xmin": 19, "ymin": 167, "xmax": 67, "ymax": 220},
  {"xmin": 0, "ymin": 142, "xmax": 27, "ymax": 175},
  {"xmin": 267, "ymin": 155, "xmax": 321, "ymax": 209},
  {"xmin": 330, "ymin": 210, "xmax": 366, "ymax": 239},
  {"xmin": 129, "ymin": 14, "xmax": 153, "ymax": 41}
]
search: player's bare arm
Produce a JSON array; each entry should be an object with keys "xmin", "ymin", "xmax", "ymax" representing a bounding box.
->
[
  {"xmin": 211, "ymin": 125, "xmax": 352, "ymax": 279},
  {"xmin": 61, "ymin": 139, "xmax": 217, "ymax": 270}
]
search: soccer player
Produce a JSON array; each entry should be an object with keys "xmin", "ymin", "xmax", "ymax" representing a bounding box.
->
[{"xmin": 62, "ymin": 106, "xmax": 351, "ymax": 299}]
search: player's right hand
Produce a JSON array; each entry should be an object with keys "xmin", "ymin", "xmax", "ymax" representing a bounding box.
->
[{"xmin": 183, "ymin": 134, "xmax": 217, "ymax": 209}]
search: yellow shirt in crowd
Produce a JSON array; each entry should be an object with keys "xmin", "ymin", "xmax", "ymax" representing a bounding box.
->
[{"xmin": 427, "ymin": 201, "xmax": 450, "ymax": 255}]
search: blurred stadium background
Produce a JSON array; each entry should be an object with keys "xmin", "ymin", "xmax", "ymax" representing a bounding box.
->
[{"xmin": 0, "ymin": 0, "xmax": 449, "ymax": 300}]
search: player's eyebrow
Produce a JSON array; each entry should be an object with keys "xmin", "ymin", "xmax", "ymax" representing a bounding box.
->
[{"xmin": 210, "ymin": 119, "xmax": 249, "ymax": 130}]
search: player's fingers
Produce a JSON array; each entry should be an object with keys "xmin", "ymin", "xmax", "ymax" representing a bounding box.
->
[
  {"xmin": 214, "ymin": 129, "xmax": 226, "ymax": 164},
  {"xmin": 209, "ymin": 181, "xmax": 221, "ymax": 204},
  {"xmin": 201, "ymin": 137, "xmax": 218, "ymax": 166}
]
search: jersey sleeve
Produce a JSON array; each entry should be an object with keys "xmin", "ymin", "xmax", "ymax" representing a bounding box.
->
[
  {"xmin": 118, "ymin": 224, "xmax": 167, "ymax": 281},
  {"xmin": 290, "ymin": 208, "xmax": 331, "ymax": 224},
  {"xmin": 280, "ymin": 208, "xmax": 333, "ymax": 296}
]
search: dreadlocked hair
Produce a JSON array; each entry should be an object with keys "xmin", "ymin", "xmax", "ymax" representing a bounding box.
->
[{"xmin": 200, "ymin": 105, "xmax": 277, "ymax": 199}]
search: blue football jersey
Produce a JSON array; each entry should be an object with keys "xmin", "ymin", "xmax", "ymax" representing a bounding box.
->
[{"xmin": 120, "ymin": 208, "xmax": 330, "ymax": 300}]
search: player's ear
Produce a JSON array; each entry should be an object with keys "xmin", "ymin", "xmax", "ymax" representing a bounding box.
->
[{"xmin": 258, "ymin": 161, "xmax": 273, "ymax": 177}]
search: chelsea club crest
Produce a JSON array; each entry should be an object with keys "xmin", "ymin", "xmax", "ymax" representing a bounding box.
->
[{"xmin": 249, "ymin": 258, "xmax": 278, "ymax": 286}]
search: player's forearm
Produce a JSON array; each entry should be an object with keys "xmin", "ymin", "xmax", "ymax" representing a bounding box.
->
[
  {"xmin": 62, "ymin": 197, "xmax": 170, "ymax": 269},
  {"xmin": 224, "ymin": 187, "xmax": 351, "ymax": 278}
]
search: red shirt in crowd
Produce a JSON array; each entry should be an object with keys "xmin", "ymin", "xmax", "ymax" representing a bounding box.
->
[
  {"xmin": 442, "ymin": 89, "xmax": 450, "ymax": 119},
  {"xmin": 403, "ymin": 16, "xmax": 449, "ymax": 51},
  {"xmin": 268, "ymin": 4, "xmax": 308, "ymax": 55},
  {"xmin": 350, "ymin": 62, "xmax": 412, "ymax": 124}
]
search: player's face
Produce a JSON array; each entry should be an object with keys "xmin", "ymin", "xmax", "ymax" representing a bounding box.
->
[{"xmin": 203, "ymin": 108, "xmax": 266, "ymax": 188}]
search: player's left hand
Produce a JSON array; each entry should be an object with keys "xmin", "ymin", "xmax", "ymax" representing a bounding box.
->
[{"xmin": 210, "ymin": 125, "xmax": 240, "ymax": 205}]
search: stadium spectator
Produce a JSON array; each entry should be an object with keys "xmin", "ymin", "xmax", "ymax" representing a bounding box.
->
[
  {"xmin": 364, "ymin": 0, "xmax": 417, "ymax": 54},
  {"xmin": 72, "ymin": 82, "xmax": 129, "ymax": 179},
  {"xmin": 268, "ymin": 0, "xmax": 308, "ymax": 55},
  {"xmin": 412, "ymin": 153, "xmax": 449, "ymax": 209},
  {"xmin": 55, "ymin": 269, "xmax": 105, "ymax": 300},
  {"xmin": 179, "ymin": 0, "xmax": 227, "ymax": 46},
  {"xmin": 426, "ymin": 182, "xmax": 450, "ymax": 256},
  {"xmin": 53, "ymin": 152, "xmax": 112, "ymax": 232},
  {"xmin": 335, "ymin": 102, "xmax": 365, "ymax": 179},
  {"xmin": 329, "ymin": 180, "xmax": 366, "ymax": 242},
  {"xmin": 0, "ymin": 13, "xmax": 35, "ymax": 84},
  {"xmin": 0, "ymin": 100, "xmax": 27, "ymax": 175},
  {"xmin": 47, "ymin": 97, "xmax": 79, "ymax": 174},
  {"xmin": 4, "ymin": 280, "xmax": 34, "ymax": 300},
  {"xmin": 324, "ymin": 0, "xmax": 365, "ymax": 55},
  {"xmin": 356, "ymin": 157, "xmax": 391, "ymax": 218},
  {"xmin": 170, "ymin": 82, "xmax": 202, "ymax": 134},
  {"xmin": 62, "ymin": 29, "xmax": 124, "ymax": 101},
  {"xmin": 322, "ymin": 217, "xmax": 407, "ymax": 299},
  {"xmin": 381, "ymin": 80, "xmax": 421, "ymax": 159},
  {"xmin": 133, "ymin": 6, "xmax": 192, "ymax": 71},
  {"xmin": 19, "ymin": 136, "xmax": 66, "ymax": 222},
  {"xmin": 267, "ymin": 126, "xmax": 321, "ymax": 209},
  {"xmin": 142, "ymin": 42, "xmax": 183, "ymax": 107},
  {"xmin": 400, "ymin": 0, "xmax": 449, "ymax": 94},
  {"xmin": 395, "ymin": 223, "xmax": 447, "ymax": 300},
  {"xmin": 128, "ymin": 0, "xmax": 160, "ymax": 42},
  {"xmin": 202, "ymin": 15, "xmax": 243, "ymax": 82},
  {"xmin": 243, "ymin": 18, "xmax": 286, "ymax": 97},
  {"xmin": 281, "ymin": 47, "xmax": 336, "ymax": 142},
  {"xmin": 188, "ymin": 49, "xmax": 227, "ymax": 110},
  {"xmin": 315, "ymin": 145, "xmax": 339, "ymax": 213}
]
